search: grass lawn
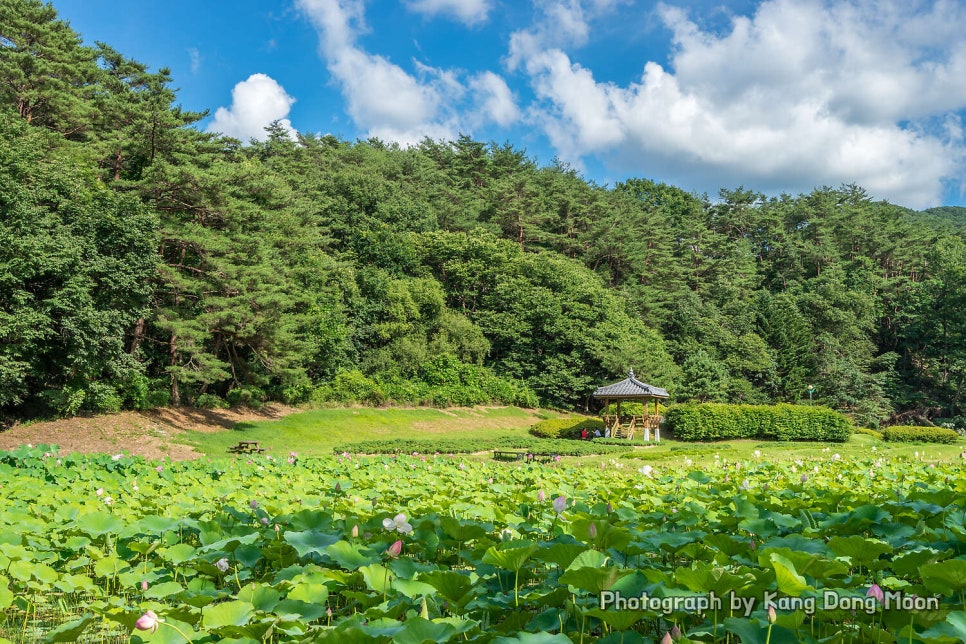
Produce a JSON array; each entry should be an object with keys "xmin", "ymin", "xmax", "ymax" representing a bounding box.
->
[
  {"xmin": 180, "ymin": 405, "xmax": 966, "ymax": 467},
  {"xmin": 590, "ymin": 431, "xmax": 966, "ymax": 468},
  {"xmin": 178, "ymin": 406, "xmax": 557, "ymax": 457}
]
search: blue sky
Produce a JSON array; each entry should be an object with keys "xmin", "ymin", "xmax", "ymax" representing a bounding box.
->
[{"xmin": 53, "ymin": 0, "xmax": 966, "ymax": 209}]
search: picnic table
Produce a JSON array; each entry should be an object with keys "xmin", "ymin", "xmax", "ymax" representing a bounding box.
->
[{"xmin": 228, "ymin": 441, "xmax": 265, "ymax": 454}]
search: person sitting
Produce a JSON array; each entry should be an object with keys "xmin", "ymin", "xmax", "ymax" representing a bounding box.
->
[
  {"xmin": 593, "ymin": 429, "xmax": 602, "ymax": 438},
  {"xmin": 580, "ymin": 428, "xmax": 588, "ymax": 440}
]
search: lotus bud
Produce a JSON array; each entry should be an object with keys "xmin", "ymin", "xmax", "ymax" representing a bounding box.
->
[
  {"xmin": 335, "ymin": 482, "xmax": 341, "ymax": 492},
  {"xmin": 749, "ymin": 539, "xmax": 757, "ymax": 550},
  {"xmin": 671, "ymin": 624, "xmax": 682, "ymax": 640},
  {"xmin": 351, "ymin": 524, "xmax": 359, "ymax": 538},
  {"xmin": 553, "ymin": 495, "xmax": 566, "ymax": 514},
  {"xmin": 135, "ymin": 610, "xmax": 162, "ymax": 633},
  {"xmin": 141, "ymin": 580, "xmax": 149, "ymax": 591},
  {"xmin": 387, "ymin": 540, "xmax": 403, "ymax": 558},
  {"xmin": 866, "ymin": 583, "xmax": 884, "ymax": 603},
  {"xmin": 660, "ymin": 632, "xmax": 673, "ymax": 644},
  {"xmin": 767, "ymin": 605, "xmax": 777, "ymax": 624},
  {"xmin": 588, "ymin": 522, "xmax": 598, "ymax": 539},
  {"xmin": 261, "ymin": 517, "xmax": 269, "ymax": 525},
  {"xmin": 606, "ymin": 502, "xmax": 613, "ymax": 514},
  {"xmin": 537, "ymin": 490, "xmax": 546, "ymax": 502}
]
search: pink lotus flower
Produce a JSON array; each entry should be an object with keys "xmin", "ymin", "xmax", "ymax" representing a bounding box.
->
[
  {"xmin": 260, "ymin": 517, "xmax": 269, "ymax": 525},
  {"xmin": 215, "ymin": 558, "xmax": 230, "ymax": 572},
  {"xmin": 135, "ymin": 610, "xmax": 162, "ymax": 633},
  {"xmin": 537, "ymin": 490, "xmax": 546, "ymax": 502},
  {"xmin": 387, "ymin": 540, "xmax": 403, "ymax": 558},
  {"xmin": 553, "ymin": 495, "xmax": 566, "ymax": 514},
  {"xmin": 867, "ymin": 583, "xmax": 884, "ymax": 603}
]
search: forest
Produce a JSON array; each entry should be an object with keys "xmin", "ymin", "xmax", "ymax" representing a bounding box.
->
[{"xmin": 1, "ymin": 0, "xmax": 965, "ymax": 428}]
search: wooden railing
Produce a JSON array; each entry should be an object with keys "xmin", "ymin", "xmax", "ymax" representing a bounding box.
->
[{"xmin": 602, "ymin": 415, "xmax": 663, "ymax": 441}]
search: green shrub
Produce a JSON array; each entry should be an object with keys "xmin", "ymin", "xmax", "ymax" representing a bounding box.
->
[
  {"xmin": 665, "ymin": 403, "xmax": 852, "ymax": 442},
  {"xmin": 530, "ymin": 417, "xmax": 605, "ymax": 439},
  {"xmin": 226, "ymin": 387, "xmax": 268, "ymax": 409},
  {"xmin": 145, "ymin": 387, "xmax": 171, "ymax": 409},
  {"xmin": 881, "ymin": 426, "xmax": 960, "ymax": 444},
  {"xmin": 852, "ymin": 427, "xmax": 884, "ymax": 439},
  {"xmin": 195, "ymin": 393, "xmax": 229, "ymax": 410}
]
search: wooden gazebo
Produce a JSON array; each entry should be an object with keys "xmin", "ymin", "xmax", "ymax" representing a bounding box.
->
[{"xmin": 593, "ymin": 369, "xmax": 669, "ymax": 441}]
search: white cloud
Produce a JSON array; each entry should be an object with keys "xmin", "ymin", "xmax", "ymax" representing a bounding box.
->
[
  {"xmin": 296, "ymin": 0, "xmax": 519, "ymax": 144},
  {"xmin": 187, "ymin": 47, "xmax": 201, "ymax": 74},
  {"xmin": 207, "ymin": 74, "xmax": 296, "ymax": 142},
  {"xmin": 469, "ymin": 72, "xmax": 521, "ymax": 127},
  {"xmin": 403, "ymin": 0, "xmax": 492, "ymax": 26},
  {"xmin": 511, "ymin": 0, "xmax": 966, "ymax": 208}
]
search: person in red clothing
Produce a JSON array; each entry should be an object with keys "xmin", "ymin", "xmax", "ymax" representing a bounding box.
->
[{"xmin": 581, "ymin": 428, "xmax": 588, "ymax": 440}]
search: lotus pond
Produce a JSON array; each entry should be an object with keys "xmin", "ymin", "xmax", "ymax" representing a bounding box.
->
[{"xmin": 1, "ymin": 445, "xmax": 965, "ymax": 643}]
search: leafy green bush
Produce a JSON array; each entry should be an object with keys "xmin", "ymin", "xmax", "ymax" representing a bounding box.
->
[
  {"xmin": 195, "ymin": 394, "xmax": 229, "ymax": 410},
  {"xmin": 85, "ymin": 382, "xmax": 123, "ymax": 414},
  {"xmin": 145, "ymin": 387, "xmax": 171, "ymax": 409},
  {"xmin": 881, "ymin": 426, "xmax": 960, "ymax": 444},
  {"xmin": 852, "ymin": 427, "xmax": 884, "ymax": 439},
  {"xmin": 226, "ymin": 386, "xmax": 268, "ymax": 409},
  {"xmin": 332, "ymin": 436, "xmax": 627, "ymax": 457},
  {"xmin": 665, "ymin": 403, "xmax": 852, "ymax": 442},
  {"xmin": 529, "ymin": 417, "xmax": 605, "ymax": 439}
]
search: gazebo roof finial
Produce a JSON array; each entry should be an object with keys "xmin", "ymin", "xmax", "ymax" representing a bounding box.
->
[{"xmin": 628, "ymin": 368, "xmax": 635, "ymax": 379}]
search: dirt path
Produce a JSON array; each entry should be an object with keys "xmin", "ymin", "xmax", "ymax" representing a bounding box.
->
[{"xmin": 0, "ymin": 404, "xmax": 298, "ymax": 461}]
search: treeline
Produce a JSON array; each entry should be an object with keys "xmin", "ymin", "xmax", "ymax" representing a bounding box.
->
[{"xmin": 2, "ymin": 0, "xmax": 965, "ymax": 427}]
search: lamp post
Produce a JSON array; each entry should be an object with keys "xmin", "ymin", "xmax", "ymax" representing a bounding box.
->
[{"xmin": 807, "ymin": 384, "xmax": 815, "ymax": 405}]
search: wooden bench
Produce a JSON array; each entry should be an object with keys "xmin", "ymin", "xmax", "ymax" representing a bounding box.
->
[
  {"xmin": 493, "ymin": 450, "xmax": 526, "ymax": 461},
  {"xmin": 228, "ymin": 441, "xmax": 265, "ymax": 454}
]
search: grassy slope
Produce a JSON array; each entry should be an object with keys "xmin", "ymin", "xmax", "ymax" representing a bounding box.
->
[{"xmin": 178, "ymin": 406, "xmax": 553, "ymax": 457}]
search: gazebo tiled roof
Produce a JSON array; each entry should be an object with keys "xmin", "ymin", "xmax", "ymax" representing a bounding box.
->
[{"xmin": 593, "ymin": 369, "xmax": 669, "ymax": 399}]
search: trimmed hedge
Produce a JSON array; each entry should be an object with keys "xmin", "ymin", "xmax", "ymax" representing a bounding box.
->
[
  {"xmin": 881, "ymin": 426, "xmax": 960, "ymax": 444},
  {"xmin": 529, "ymin": 417, "xmax": 605, "ymax": 439},
  {"xmin": 665, "ymin": 403, "xmax": 852, "ymax": 442},
  {"xmin": 852, "ymin": 427, "xmax": 884, "ymax": 440},
  {"xmin": 332, "ymin": 436, "xmax": 627, "ymax": 457}
]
